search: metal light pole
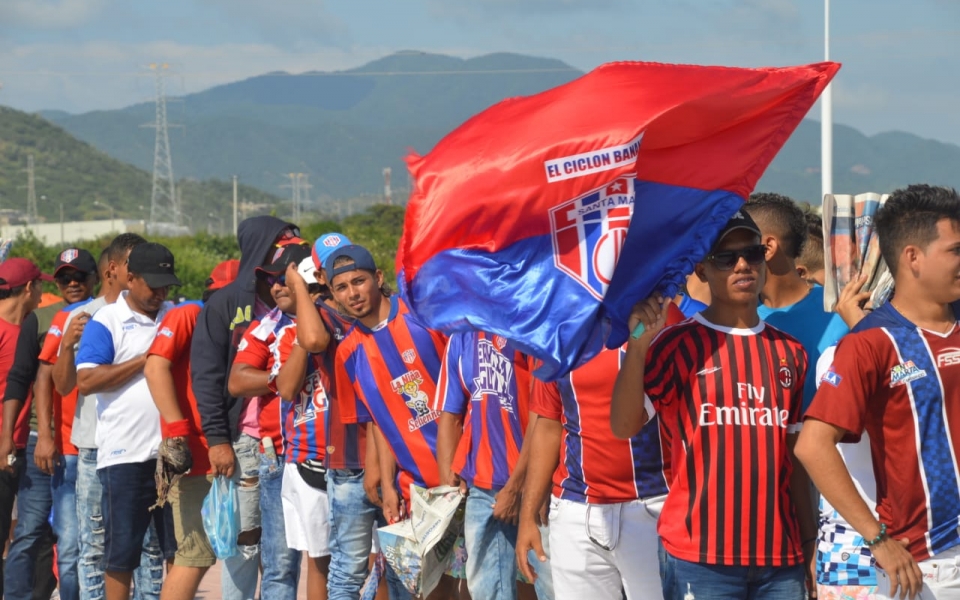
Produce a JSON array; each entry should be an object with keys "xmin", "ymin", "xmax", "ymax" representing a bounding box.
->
[{"xmin": 821, "ymin": 0, "xmax": 833, "ymax": 201}]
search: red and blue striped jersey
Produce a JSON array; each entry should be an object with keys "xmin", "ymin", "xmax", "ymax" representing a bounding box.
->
[
  {"xmin": 531, "ymin": 345, "xmax": 670, "ymax": 504},
  {"xmin": 233, "ymin": 316, "xmax": 282, "ymax": 456},
  {"xmin": 316, "ymin": 302, "xmax": 365, "ymax": 470},
  {"xmin": 336, "ymin": 295, "xmax": 446, "ymax": 500},
  {"xmin": 434, "ymin": 331, "xmax": 531, "ymax": 490}
]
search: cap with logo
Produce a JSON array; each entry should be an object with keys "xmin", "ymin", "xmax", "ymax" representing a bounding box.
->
[
  {"xmin": 127, "ymin": 242, "xmax": 182, "ymax": 288},
  {"xmin": 54, "ymin": 248, "xmax": 97, "ymax": 276},
  {"xmin": 325, "ymin": 245, "xmax": 378, "ymax": 281},
  {"xmin": 206, "ymin": 259, "xmax": 240, "ymax": 291},
  {"xmin": 256, "ymin": 243, "xmax": 312, "ymax": 277},
  {"xmin": 312, "ymin": 233, "xmax": 352, "ymax": 270},
  {"xmin": 711, "ymin": 210, "xmax": 762, "ymax": 250},
  {"xmin": 0, "ymin": 258, "xmax": 53, "ymax": 290},
  {"xmin": 297, "ymin": 257, "xmax": 319, "ymax": 286}
]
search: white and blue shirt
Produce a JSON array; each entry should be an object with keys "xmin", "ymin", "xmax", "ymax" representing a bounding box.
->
[{"xmin": 76, "ymin": 292, "xmax": 173, "ymax": 469}]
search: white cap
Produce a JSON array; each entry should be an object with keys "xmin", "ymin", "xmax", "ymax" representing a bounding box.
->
[{"xmin": 297, "ymin": 256, "xmax": 319, "ymax": 285}]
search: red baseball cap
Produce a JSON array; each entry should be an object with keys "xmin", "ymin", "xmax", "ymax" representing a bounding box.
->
[
  {"xmin": 206, "ymin": 259, "xmax": 240, "ymax": 291},
  {"xmin": 0, "ymin": 258, "xmax": 53, "ymax": 290}
]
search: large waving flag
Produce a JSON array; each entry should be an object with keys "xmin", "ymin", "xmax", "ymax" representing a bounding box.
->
[{"xmin": 399, "ymin": 61, "xmax": 839, "ymax": 379}]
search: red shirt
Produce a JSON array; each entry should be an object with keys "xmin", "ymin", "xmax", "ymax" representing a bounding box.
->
[
  {"xmin": 0, "ymin": 318, "xmax": 30, "ymax": 449},
  {"xmin": 147, "ymin": 303, "xmax": 211, "ymax": 475},
  {"xmin": 38, "ymin": 309, "xmax": 78, "ymax": 455},
  {"xmin": 645, "ymin": 313, "xmax": 807, "ymax": 567},
  {"xmin": 806, "ymin": 304, "xmax": 960, "ymax": 562},
  {"xmin": 234, "ymin": 318, "xmax": 283, "ymax": 456},
  {"xmin": 532, "ymin": 346, "xmax": 670, "ymax": 504}
]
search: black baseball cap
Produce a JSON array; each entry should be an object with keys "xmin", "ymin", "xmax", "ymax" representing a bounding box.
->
[
  {"xmin": 711, "ymin": 209, "xmax": 762, "ymax": 250},
  {"xmin": 326, "ymin": 245, "xmax": 378, "ymax": 281},
  {"xmin": 54, "ymin": 248, "xmax": 97, "ymax": 276},
  {"xmin": 127, "ymin": 242, "xmax": 181, "ymax": 288},
  {"xmin": 256, "ymin": 243, "xmax": 311, "ymax": 277}
]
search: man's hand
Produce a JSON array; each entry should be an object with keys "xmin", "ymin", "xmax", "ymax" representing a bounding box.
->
[
  {"xmin": 0, "ymin": 436, "xmax": 15, "ymax": 474},
  {"xmin": 872, "ymin": 537, "xmax": 923, "ymax": 600},
  {"xmin": 492, "ymin": 482, "xmax": 522, "ymax": 525},
  {"xmin": 208, "ymin": 443, "xmax": 236, "ymax": 478},
  {"xmin": 627, "ymin": 294, "xmax": 670, "ymax": 347},
  {"xmin": 836, "ymin": 274, "xmax": 871, "ymax": 329},
  {"xmin": 381, "ymin": 486, "xmax": 402, "ymax": 524},
  {"xmin": 363, "ymin": 468, "xmax": 383, "ymax": 507},
  {"xmin": 62, "ymin": 313, "xmax": 90, "ymax": 348},
  {"xmin": 34, "ymin": 433, "xmax": 60, "ymax": 475},
  {"xmin": 515, "ymin": 516, "xmax": 546, "ymax": 583}
]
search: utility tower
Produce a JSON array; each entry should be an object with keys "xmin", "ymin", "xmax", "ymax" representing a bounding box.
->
[
  {"xmin": 281, "ymin": 173, "xmax": 310, "ymax": 222},
  {"xmin": 383, "ymin": 167, "xmax": 392, "ymax": 205},
  {"xmin": 25, "ymin": 155, "xmax": 38, "ymax": 223},
  {"xmin": 144, "ymin": 63, "xmax": 179, "ymax": 226}
]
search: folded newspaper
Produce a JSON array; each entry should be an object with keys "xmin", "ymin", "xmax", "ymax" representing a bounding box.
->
[
  {"xmin": 378, "ymin": 485, "xmax": 465, "ymax": 597},
  {"xmin": 822, "ymin": 193, "xmax": 895, "ymax": 312}
]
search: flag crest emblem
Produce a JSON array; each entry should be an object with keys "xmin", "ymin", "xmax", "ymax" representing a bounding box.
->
[{"xmin": 550, "ymin": 177, "xmax": 634, "ymax": 300}]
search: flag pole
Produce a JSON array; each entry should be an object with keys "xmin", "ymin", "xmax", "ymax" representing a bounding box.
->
[{"xmin": 821, "ymin": 0, "xmax": 833, "ymax": 202}]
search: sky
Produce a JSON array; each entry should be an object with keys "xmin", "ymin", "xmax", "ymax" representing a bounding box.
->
[{"xmin": 0, "ymin": 0, "xmax": 958, "ymax": 144}]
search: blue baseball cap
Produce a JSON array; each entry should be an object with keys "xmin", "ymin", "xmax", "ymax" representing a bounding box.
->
[
  {"xmin": 326, "ymin": 245, "xmax": 378, "ymax": 282},
  {"xmin": 312, "ymin": 233, "xmax": 352, "ymax": 270}
]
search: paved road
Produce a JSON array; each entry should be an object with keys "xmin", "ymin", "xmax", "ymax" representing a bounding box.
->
[{"xmin": 195, "ymin": 556, "xmax": 310, "ymax": 600}]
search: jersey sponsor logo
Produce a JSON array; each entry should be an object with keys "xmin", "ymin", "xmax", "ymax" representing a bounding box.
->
[
  {"xmin": 549, "ymin": 177, "xmax": 634, "ymax": 300},
  {"xmin": 401, "ymin": 349, "xmax": 416, "ymax": 364},
  {"xmin": 890, "ymin": 360, "xmax": 927, "ymax": 387},
  {"xmin": 696, "ymin": 366, "xmax": 722, "ymax": 376},
  {"xmin": 293, "ymin": 371, "xmax": 327, "ymax": 425},
  {"xmin": 543, "ymin": 133, "xmax": 643, "ymax": 183},
  {"xmin": 778, "ymin": 358, "xmax": 794, "ymax": 389},
  {"xmin": 820, "ymin": 368, "xmax": 843, "ymax": 388},
  {"xmin": 493, "ymin": 335, "xmax": 507, "ymax": 351},
  {"xmin": 59, "ymin": 249, "xmax": 79, "ymax": 263},
  {"xmin": 158, "ymin": 327, "xmax": 173, "ymax": 338},
  {"xmin": 698, "ymin": 383, "xmax": 789, "ymax": 428},
  {"xmin": 937, "ymin": 348, "xmax": 960, "ymax": 368},
  {"xmin": 48, "ymin": 326, "xmax": 62, "ymax": 338},
  {"xmin": 472, "ymin": 338, "xmax": 515, "ymax": 414},
  {"xmin": 390, "ymin": 370, "xmax": 440, "ymax": 431}
]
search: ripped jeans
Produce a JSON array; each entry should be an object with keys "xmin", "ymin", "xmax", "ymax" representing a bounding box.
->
[
  {"xmin": 220, "ymin": 434, "xmax": 262, "ymax": 600},
  {"xmin": 76, "ymin": 448, "xmax": 163, "ymax": 600}
]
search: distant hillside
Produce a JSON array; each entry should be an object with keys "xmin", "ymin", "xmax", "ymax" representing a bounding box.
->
[
  {"xmin": 37, "ymin": 51, "xmax": 960, "ymax": 204},
  {"xmin": 0, "ymin": 106, "xmax": 284, "ymax": 228}
]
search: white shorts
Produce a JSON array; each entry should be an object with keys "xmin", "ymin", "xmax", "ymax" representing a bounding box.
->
[
  {"xmin": 281, "ymin": 463, "xmax": 331, "ymax": 557},
  {"xmin": 875, "ymin": 545, "xmax": 960, "ymax": 599},
  {"xmin": 547, "ymin": 494, "xmax": 666, "ymax": 600}
]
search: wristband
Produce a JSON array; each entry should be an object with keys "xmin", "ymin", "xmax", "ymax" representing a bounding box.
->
[
  {"xmin": 161, "ymin": 419, "xmax": 191, "ymax": 439},
  {"xmin": 864, "ymin": 523, "xmax": 888, "ymax": 547},
  {"xmin": 630, "ymin": 323, "xmax": 646, "ymax": 340}
]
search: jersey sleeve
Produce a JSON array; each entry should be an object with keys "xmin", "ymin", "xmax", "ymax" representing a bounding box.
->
[
  {"xmin": 75, "ymin": 318, "xmax": 115, "ymax": 370},
  {"xmin": 531, "ymin": 379, "xmax": 562, "ymax": 421},
  {"xmin": 38, "ymin": 311, "xmax": 69, "ymax": 364},
  {"xmin": 433, "ymin": 334, "xmax": 469, "ymax": 415},
  {"xmin": 643, "ymin": 329, "xmax": 681, "ymax": 411},
  {"xmin": 335, "ymin": 345, "xmax": 372, "ymax": 424},
  {"xmin": 267, "ymin": 325, "xmax": 297, "ymax": 393},
  {"xmin": 803, "ymin": 332, "xmax": 877, "ymax": 442},
  {"xmin": 233, "ymin": 321, "xmax": 271, "ymax": 369},
  {"xmin": 148, "ymin": 307, "xmax": 195, "ymax": 361}
]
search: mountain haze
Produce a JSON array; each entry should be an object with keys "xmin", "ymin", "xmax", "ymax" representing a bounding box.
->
[{"xmin": 38, "ymin": 52, "xmax": 960, "ymax": 205}]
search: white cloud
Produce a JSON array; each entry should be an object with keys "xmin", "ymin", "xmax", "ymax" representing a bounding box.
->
[{"xmin": 0, "ymin": 0, "xmax": 110, "ymax": 30}]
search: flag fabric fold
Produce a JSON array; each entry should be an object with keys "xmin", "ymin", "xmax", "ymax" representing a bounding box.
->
[{"xmin": 399, "ymin": 60, "xmax": 839, "ymax": 379}]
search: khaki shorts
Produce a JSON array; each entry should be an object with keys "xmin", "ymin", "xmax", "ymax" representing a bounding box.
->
[{"xmin": 169, "ymin": 475, "xmax": 216, "ymax": 568}]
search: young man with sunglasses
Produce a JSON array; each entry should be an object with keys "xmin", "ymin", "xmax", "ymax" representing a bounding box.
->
[{"xmin": 611, "ymin": 210, "xmax": 816, "ymax": 600}]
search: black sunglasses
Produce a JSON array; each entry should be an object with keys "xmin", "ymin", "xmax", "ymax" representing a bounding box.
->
[
  {"xmin": 704, "ymin": 245, "xmax": 766, "ymax": 270},
  {"xmin": 265, "ymin": 274, "xmax": 287, "ymax": 287},
  {"xmin": 55, "ymin": 271, "xmax": 90, "ymax": 285}
]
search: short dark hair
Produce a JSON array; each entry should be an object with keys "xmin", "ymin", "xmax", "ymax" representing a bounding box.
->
[
  {"xmin": 876, "ymin": 184, "xmax": 960, "ymax": 274},
  {"xmin": 797, "ymin": 212, "xmax": 824, "ymax": 272},
  {"xmin": 106, "ymin": 233, "xmax": 147, "ymax": 263},
  {"xmin": 745, "ymin": 193, "xmax": 808, "ymax": 259},
  {"xmin": 0, "ymin": 282, "xmax": 30, "ymax": 301},
  {"xmin": 331, "ymin": 255, "xmax": 391, "ymax": 297}
]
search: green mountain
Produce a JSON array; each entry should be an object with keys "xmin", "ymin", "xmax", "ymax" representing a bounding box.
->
[
  {"xmin": 0, "ymin": 106, "xmax": 284, "ymax": 227},
  {"xmin": 37, "ymin": 51, "xmax": 960, "ymax": 204}
]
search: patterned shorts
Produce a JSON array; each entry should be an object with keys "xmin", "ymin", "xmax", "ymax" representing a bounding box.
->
[{"xmin": 817, "ymin": 583, "xmax": 880, "ymax": 600}]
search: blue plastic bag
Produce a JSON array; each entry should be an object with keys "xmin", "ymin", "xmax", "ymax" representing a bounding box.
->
[{"xmin": 201, "ymin": 476, "xmax": 239, "ymax": 559}]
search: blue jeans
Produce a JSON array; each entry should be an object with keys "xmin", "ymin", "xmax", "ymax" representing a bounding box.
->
[
  {"xmin": 76, "ymin": 448, "xmax": 163, "ymax": 600},
  {"xmin": 221, "ymin": 435, "xmax": 263, "ymax": 600},
  {"xmin": 53, "ymin": 454, "xmax": 80, "ymax": 600},
  {"xmin": 259, "ymin": 450, "xmax": 301, "ymax": 600},
  {"xmin": 464, "ymin": 486, "xmax": 520, "ymax": 600},
  {"xmin": 658, "ymin": 540, "xmax": 806, "ymax": 600},
  {"xmin": 327, "ymin": 468, "xmax": 378, "ymax": 600},
  {"xmin": 4, "ymin": 433, "xmax": 56, "ymax": 600}
]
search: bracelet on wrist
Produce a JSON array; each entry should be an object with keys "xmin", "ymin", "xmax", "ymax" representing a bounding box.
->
[{"xmin": 864, "ymin": 523, "xmax": 888, "ymax": 547}]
